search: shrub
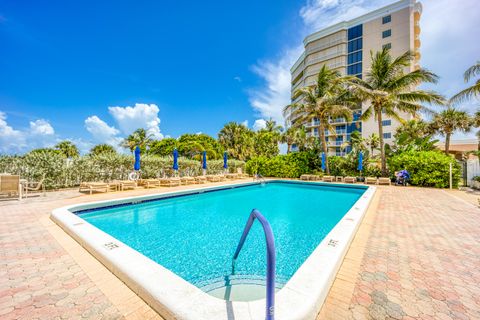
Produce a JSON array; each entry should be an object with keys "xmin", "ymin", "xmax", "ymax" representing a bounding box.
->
[
  {"xmin": 0, "ymin": 153, "xmax": 244, "ymax": 190},
  {"xmin": 388, "ymin": 151, "xmax": 460, "ymax": 188},
  {"xmin": 245, "ymin": 151, "xmax": 321, "ymax": 178}
]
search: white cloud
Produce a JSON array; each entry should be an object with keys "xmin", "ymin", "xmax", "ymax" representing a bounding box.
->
[
  {"xmin": 248, "ymin": 46, "xmax": 303, "ymax": 124},
  {"xmin": 253, "ymin": 119, "xmax": 267, "ymax": 131},
  {"xmin": 0, "ymin": 112, "xmax": 56, "ymax": 154},
  {"xmin": 108, "ymin": 103, "xmax": 163, "ymax": 139},
  {"xmin": 234, "ymin": 76, "xmax": 242, "ymax": 82},
  {"xmin": 30, "ymin": 119, "xmax": 54, "ymax": 135},
  {"xmin": 84, "ymin": 115, "xmax": 123, "ymax": 149},
  {"xmin": 241, "ymin": 120, "xmax": 249, "ymax": 127}
]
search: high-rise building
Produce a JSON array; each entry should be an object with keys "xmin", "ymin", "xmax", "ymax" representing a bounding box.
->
[{"xmin": 287, "ymin": 0, "xmax": 422, "ymax": 155}]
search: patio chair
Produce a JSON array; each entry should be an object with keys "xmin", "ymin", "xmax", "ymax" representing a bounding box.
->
[
  {"xmin": 206, "ymin": 175, "xmax": 222, "ymax": 182},
  {"xmin": 159, "ymin": 177, "xmax": 181, "ymax": 187},
  {"xmin": 195, "ymin": 176, "xmax": 207, "ymax": 184},
  {"xmin": 322, "ymin": 175, "xmax": 334, "ymax": 182},
  {"xmin": 225, "ymin": 173, "xmax": 239, "ymax": 179},
  {"xmin": 335, "ymin": 176, "xmax": 344, "ymax": 182},
  {"xmin": 114, "ymin": 180, "xmax": 137, "ymax": 191},
  {"xmin": 365, "ymin": 177, "xmax": 378, "ymax": 185},
  {"xmin": 378, "ymin": 177, "xmax": 391, "ymax": 185},
  {"xmin": 138, "ymin": 179, "xmax": 161, "ymax": 188},
  {"xmin": 0, "ymin": 175, "xmax": 21, "ymax": 200},
  {"xmin": 79, "ymin": 182, "xmax": 111, "ymax": 195},
  {"xmin": 23, "ymin": 175, "xmax": 46, "ymax": 197},
  {"xmin": 344, "ymin": 176, "xmax": 356, "ymax": 184},
  {"xmin": 180, "ymin": 176, "xmax": 196, "ymax": 185},
  {"xmin": 300, "ymin": 174, "xmax": 310, "ymax": 181}
]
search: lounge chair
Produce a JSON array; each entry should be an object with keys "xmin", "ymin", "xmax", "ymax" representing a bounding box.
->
[
  {"xmin": 365, "ymin": 177, "xmax": 378, "ymax": 185},
  {"xmin": 23, "ymin": 175, "xmax": 46, "ymax": 197},
  {"xmin": 378, "ymin": 177, "xmax": 391, "ymax": 185},
  {"xmin": 180, "ymin": 176, "xmax": 196, "ymax": 185},
  {"xmin": 159, "ymin": 177, "xmax": 181, "ymax": 187},
  {"xmin": 114, "ymin": 180, "xmax": 136, "ymax": 191},
  {"xmin": 300, "ymin": 174, "xmax": 310, "ymax": 181},
  {"xmin": 322, "ymin": 175, "xmax": 334, "ymax": 182},
  {"xmin": 138, "ymin": 179, "xmax": 161, "ymax": 188},
  {"xmin": 344, "ymin": 176, "xmax": 356, "ymax": 184},
  {"xmin": 225, "ymin": 173, "xmax": 239, "ymax": 179},
  {"xmin": 195, "ymin": 176, "xmax": 207, "ymax": 184},
  {"xmin": 236, "ymin": 168, "xmax": 249, "ymax": 179},
  {"xmin": 79, "ymin": 182, "xmax": 111, "ymax": 195},
  {"xmin": 206, "ymin": 175, "xmax": 222, "ymax": 182},
  {"xmin": 0, "ymin": 175, "xmax": 21, "ymax": 200}
]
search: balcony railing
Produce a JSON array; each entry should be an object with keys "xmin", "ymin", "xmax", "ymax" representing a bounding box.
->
[
  {"xmin": 306, "ymin": 37, "xmax": 347, "ymax": 54},
  {"xmin": 306, "ymin": 50, "xmax": 347, "ymax": 67},
  {"xmin": 304, "ymin": 61, "xmax": 346, "ymax": 78},
  {"xmin": 335, "ymin": 129, "xmax": 346, "ymax": 134}
]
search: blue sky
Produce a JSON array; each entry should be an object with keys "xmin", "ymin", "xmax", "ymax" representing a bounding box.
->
[{"xmin": 0, "ymin": 0, "xmax": 478, "ymax": 153}]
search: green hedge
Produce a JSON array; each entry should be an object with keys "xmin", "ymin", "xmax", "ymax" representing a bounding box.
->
[
  {"xmin": 0, "ymin": 151, "xmax": 244, "ymax": 189},
  {"xmin": 388, "ymin": 150, "xmax": 460, "ymax": 188},
  {"xmin": 245, "ymin": 151, "xmax": 321, "ymax": 178}
]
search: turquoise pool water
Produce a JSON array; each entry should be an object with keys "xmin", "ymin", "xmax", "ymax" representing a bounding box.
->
[{"xmin": 78, "ymin": 181, "xmax": 365, "ymax": 289}]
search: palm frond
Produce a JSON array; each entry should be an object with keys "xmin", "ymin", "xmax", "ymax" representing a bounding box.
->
[{"xmin": 464, "ymin": 61, "xmax": 480, "ymax": 82}]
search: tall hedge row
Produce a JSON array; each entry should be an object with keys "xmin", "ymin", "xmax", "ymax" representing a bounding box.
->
[{"xmin": 0, "ymin": 151, "xmax": 244, "ymax": 189}]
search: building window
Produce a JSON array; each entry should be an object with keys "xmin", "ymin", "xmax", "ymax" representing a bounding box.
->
[
  {"xmin": 348, "ymin": 24, "xmax": 363, "ymax": 40},
  {"xmin": 383, "ymin": 43, "xmax": 391, "ymax": 50},
  {"xmin": 382, "ymin": 120, "xmax": 391, "ymax": 126},
  {"xmin": 348, "ymin": 38, "xmax": 363, "ymax": 52},
  {"xmin": 382, "ymin": 15, "xmax": 391, "ymax": 24},
  {"xmin": 348, "ymin": 51, "xmax": 363, "ymax": 64},
  {"xmin": 347, "ymin": 63, "xmax": 362, "ymax": 75},
  {"xmin": 383, "ymin": 132, "xmax": 391, "ymax": 139},
  {"xmin": 382, "ymin": 29, "xmax": 392, "ymax": 38}
]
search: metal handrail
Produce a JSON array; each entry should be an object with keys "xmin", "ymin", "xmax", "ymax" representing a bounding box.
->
[
  {"xmin": 253, "ymin": 174, "xmax": 266, "ymax": 183},
  {"xmin": 232, "ymin": 209, "xmax": 276, "ymax": 320}
]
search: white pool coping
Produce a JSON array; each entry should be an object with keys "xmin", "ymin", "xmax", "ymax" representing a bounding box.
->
[{"xmin": 51, "ymin": 180, "xmax": 376, "ymax": 320}]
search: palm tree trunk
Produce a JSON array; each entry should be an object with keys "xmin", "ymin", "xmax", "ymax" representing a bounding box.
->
[
  {"xmin": 445, "ymin": 133, "xmax": 451, "ymax": 154},
  {"xmin": 320, "ymin": 124, "xmax": 330, "ymax": 174},
  {"xmin": 377, "ymin": 111, "xmax": 387, "ymax": 176},
  {"xmin": 287, "ymin": 144, "xmax": 291, "ymax": 153}
]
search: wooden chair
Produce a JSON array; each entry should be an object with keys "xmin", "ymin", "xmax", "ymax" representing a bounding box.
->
[
  {"xmin": 344, "ymin": 176, "xmax": 356, "ymax": 184},
  {"xmin": 23, "ymin": 175, "xmax": 46, "ymax": 197},
  {"xmin": 0, "ymin": 175, "xmax": 21, "ymax": 200},
  {"xmin": 365, "ymin": 177, "xmax": 378, "ymax": 185},
  {"xmin": 322, "ymin": 175, "xmax": 334, "ymax": 182},
  {"xmin": 378, "ymin": 177, "xmax": 391, "ymax": 185}
]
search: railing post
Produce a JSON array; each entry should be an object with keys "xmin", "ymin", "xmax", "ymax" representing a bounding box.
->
[{"xmin": 232, "ymin": 209, "xmax": 276, "ymax": 320}]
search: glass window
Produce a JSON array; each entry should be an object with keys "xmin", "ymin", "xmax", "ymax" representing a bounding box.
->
[
  {"xmin": 348, "ymin": 38, "xmax": 363, "ymax": 52},
  {"xmin": 347, "ymin": 63, "xmax": 362, "ymax": 75},
  {"xmin": 383, "ymin": 43, "xmax": 392, "ymax": 50},
  {"xmin": 348, "ymin": 25, "xmax": 363, "ymax": 40},
  {"xmin": 383, "ymin": 132, "xmax": 391, "ymax": 139},
  {"xmin": 348, "ymin": 51, "xmax": 363, "ymax": 64},
  {"xmin": 382, "ymin": 120, "xmax": 391, "ymax": 126},
  {"xmin": 382, "ymin": 15, "xmax": 391, "ymax": 24},
  {"xmin": 382, "ymin": 29, "xmax": 392, "ymax": 38}
]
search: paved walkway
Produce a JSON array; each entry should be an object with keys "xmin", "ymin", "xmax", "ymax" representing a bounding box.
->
[{"xmin": 1, "ymin": 183, "xmax": 479, "ymax": 319}]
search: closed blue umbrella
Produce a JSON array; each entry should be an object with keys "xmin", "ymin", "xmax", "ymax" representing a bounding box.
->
[
  {"xmin": 202, "ymin": 151, "xmax": 207, "ymax": 170},
  {"xmin": 223, "ymin": 152, "xmax": 228, "ymax": 170},
  {"xmin": 357, "ymin": 152, "xmax": 363, "ymax": 172},
  {"xmin": 173, "ymin": 149, "xmax": 179, "ymax": 171},
  {"xmin": 321, "ymin": 152, "xmax": 326, "ymax": 171},
  {"xmin": 134, "ymin": 146, "xmax": 141, "ymax": 171}
]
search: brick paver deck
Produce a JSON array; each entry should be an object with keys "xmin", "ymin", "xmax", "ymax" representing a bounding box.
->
[{"xmin": 1, "ymin": 183, "xmax": 479, "ymax": 319}]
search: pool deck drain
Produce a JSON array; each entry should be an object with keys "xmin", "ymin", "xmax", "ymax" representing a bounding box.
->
[{"xmin": 1, "ymin": 181, "xmax": 480, "ymax": 319}]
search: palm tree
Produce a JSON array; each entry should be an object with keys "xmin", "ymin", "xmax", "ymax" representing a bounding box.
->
[
  {"xmin": 291, "ymin": 127, "xmax": 314, "ymax": 152},
  {"xmin": 341, "ymin": 130, "xmax": 366, "ymax": 154},
  {"xmin": 284, "ymin": 65, "xmax": 356, "ymax": 173},
  {"xmin": 351, "ymin": 48, "xmax": 445, "ymax": 176},
  {"xmin": 365, "ymin": 133, "xmax": 380, "ymax": 155},
  {"xmin": 281, "ymin": 127, "xmax": 298, "ymax": 153},
  {"xmin": 54, "ymin": 141, "xmax": 79, "ymax": 158},
  {"xmin": 121, "ymin": 128, "xmax": 154, "ymax": 153},
  {"xmin": 393, "ymin": 119, "xmax": 437, "ymax": 152},
  {"xmin": 89, "ymin": 144, "xmax": 116, "ymax": 156},
  {"xmin": 450, "ymin": 61, "xmax": 480, "ymax": 104},
  {"xmin": 218, "ymin": 122, "xmax": 254, "ymax": 161},
  {"xmin": 430, "ymin": 107, "xmax": 472, "ymax": 154},
  {"xmin": 264, "ymin": 118, "xmax": 283, "ymax": 134}
]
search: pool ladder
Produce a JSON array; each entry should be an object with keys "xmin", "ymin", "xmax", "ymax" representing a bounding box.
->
[{"xmin": 232, "ymin": 209, "xmax": 276, "ymax": 320}]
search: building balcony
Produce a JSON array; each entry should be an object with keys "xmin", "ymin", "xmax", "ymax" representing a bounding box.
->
[
  {"xmin": 335, "ymin": 129, "xmax": 346, "ymax": 135},
  {"xmin": 305, "ymin": 37, "xmax": 347, "ymax": 54},
  {"xmin": 305, "ymin": 50, "xmax": 347, "ymax": 67},
  {"xmin": 304, "ymin": 61, "xmax": 346, "ymax": 78}
]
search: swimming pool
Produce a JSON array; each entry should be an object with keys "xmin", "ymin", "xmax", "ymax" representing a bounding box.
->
[{"xmin": 52, "ymin": 180, "xmax": 375, "ymax": 320}]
